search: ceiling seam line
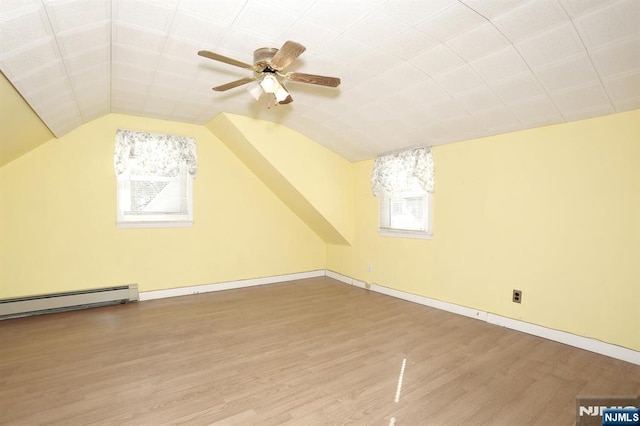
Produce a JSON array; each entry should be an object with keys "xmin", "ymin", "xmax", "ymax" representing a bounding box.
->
[
  {"xmin": 216, "ymin": 1, "xmax": 250, "ymax": 50},
  {"xmin": 164, "ymin": 0, "xmax": 184, "ymax": 119},
  {"xmin": 556, "ymin": 1, "xmax": 616, "ymax": 110},
  {"xmin": 451, "ymin": 1, "xmax": 521, "ymax": 130},
  {"xmin": 417, "ymin": 1, "xmax": 499, "ymax": 136},
  {"xmin": 41, "ymin": 0, "xmax": 85, "ymax": 125},
  {"xmin": 460, "ymin": 0, "xmax": 569, "ymax": 124}
]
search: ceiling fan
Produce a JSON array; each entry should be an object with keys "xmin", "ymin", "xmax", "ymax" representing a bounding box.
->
[{"xmin": 197, "ymin": 41, "xmax": 340, "ymax": 106}]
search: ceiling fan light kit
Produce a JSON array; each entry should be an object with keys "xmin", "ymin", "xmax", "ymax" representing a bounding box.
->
[
  {"xmin": 246, "ymin": 82, "xmax": 263, "ymax": 101},
  {"xmin": 198, "ymin": 41, "xmax": 340, "ymax": 107},
  {"xmin": 259, "ymin": 74, "xmax": 277, "ymax": 93}
]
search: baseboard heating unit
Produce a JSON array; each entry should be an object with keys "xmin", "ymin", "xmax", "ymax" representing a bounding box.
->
[{"xmin": 0, "ymin": 284, "xmax": 139, "ymax": 320}]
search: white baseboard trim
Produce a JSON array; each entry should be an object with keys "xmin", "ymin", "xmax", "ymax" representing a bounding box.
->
[
  {"xmin": 370, "ymin": 283, "xmax": 488, "ymax": 322},
  {"xmin": 326, "ymin": 270, "xmax": 363, "ymax": 287},
  {"xmin": 327, "ymin": 270, "xmax": 640, "ymax": 366},
  {"xmin": 327, "ymin": 270, "xmax": 486, "ymax": 321},
  {"xmin": 487, "ymin": 313, "xmax": 640, "ymax": 366},
  {"xmin": 139, "ymin": 270, "xmax": 325, "ymax": 301}
]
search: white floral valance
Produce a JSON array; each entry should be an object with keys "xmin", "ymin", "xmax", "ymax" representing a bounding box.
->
[
  {"xmin": 371, "ymin": 147, "xmax": 434, "ymax": 196},
  {"xmin": 114, "ymin": 129, "xmax": 197, "ymax": 177}
]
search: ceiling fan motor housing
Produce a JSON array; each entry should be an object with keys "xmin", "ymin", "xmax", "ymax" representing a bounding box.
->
[{"xmin": 254, "ymin": 47, "xmax": 279, "ymax": 72}]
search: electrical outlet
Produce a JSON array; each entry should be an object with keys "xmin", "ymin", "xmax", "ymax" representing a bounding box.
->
[
  {"xmin": 512, "ymin": 289, "xmax": 522, "ymax": 304},
  {"xmin": 367, "ymin": 263, "xmax": 373, "ymax": 272}
]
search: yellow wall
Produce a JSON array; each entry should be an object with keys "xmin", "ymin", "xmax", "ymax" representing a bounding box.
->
[
  {"xmin": 0, "ymin": 72, "xmax": 54, "ymax": 167},
  {"xmin": 328, "ymin": 110, "xmax": 640, "ymax": 351},
  {"xmin": 216, "ymin": 113, "xmax": 354, "ymax": 244},
  {"xmin": 0, "ymin": 114, "xmax": 325, "ymax": 298}
]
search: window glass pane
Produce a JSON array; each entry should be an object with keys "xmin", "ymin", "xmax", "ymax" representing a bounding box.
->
[
  {"xmin": 130, "ymin": 180, "xmax": 170, "ymax": 212},
  {"xmin": 129, "ymin": 176, "xmax": 185, "ymax": 215},
  {"xmin": 117, "ymin": 163, "xmax": 193, "ymax": 226},
  {"xmin": 379, "ymin": 184, "xmax": 431, "ymax": 236},
  {"xmin": 388, "ymin": 194, "xmax": 426, "ymax": 231}
]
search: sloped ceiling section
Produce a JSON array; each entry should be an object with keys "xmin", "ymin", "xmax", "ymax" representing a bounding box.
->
[
  {"xmin": 0, "ymin": 71, "xmax": 54, "ymax": 166},
  {"xmin": 1, "ymin": 0, "xmax": 639, "ymax": 163},
  {"xmin": 207, "ymin": 113, "xmax": 351, "ymax": 246}
]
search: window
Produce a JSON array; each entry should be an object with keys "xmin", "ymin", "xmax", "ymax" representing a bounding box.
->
[
  {"xmin": 372, "ymin": 147, "xmax": 434, "ymax": 239},
  {"xmin": 379, "ymin": 189, "xmax": 432, "ymax": 239},
  {"xmin": 114, "ymin": 130, "xmax": 197, "ymax": 228}
]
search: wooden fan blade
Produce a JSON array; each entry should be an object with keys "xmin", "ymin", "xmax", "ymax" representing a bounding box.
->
[
  {"xmin": 270, "ymin": 41, "xmax": 306, "ymax": 70},
  {"xmin": 278, "ymin": 83, "xmax": 293, "ymax": 104},
  {"xmin": 212, "ymin": 77, "xmax": 256, "ymax": 91},
  {"xmin": 198, "ymin": 50, "xmax": 255, "ymax": 71},
  {"xmin": 287, "ymin": 72, "xmax": 341, "ymax": 87},
  {"xmin": 279, "ymin": 95, "xmax": 293, "ymax": 104}
]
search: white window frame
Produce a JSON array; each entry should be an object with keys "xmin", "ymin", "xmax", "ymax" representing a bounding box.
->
[
  {"xmin": 116, "ymin": 160, "xmax": 194, "ymax": 229},
  {"xmin": 379, "ymin": 189, "xmax": 432, "ymax": 240}
]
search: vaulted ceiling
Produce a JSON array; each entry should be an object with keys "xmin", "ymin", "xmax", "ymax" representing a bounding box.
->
[{"xmin": 1, "ymin": 0, "xmax": 639, "ymax": 166}]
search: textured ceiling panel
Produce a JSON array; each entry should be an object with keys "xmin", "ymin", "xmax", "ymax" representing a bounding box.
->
[
  {"xmin": 509, "ymin": 95, "xmax": 561, "ymax": 125},
  {"xmin": 470, "ymin": 46, "xmax": 529, "ymax": 84},
  {"xmin": 112, "ymin": 0, "xmax": 174, "ymax": 32},
  {"xmin": 45, "ymin": 0, "xmax": 109, "ymax": 33},
  {"xmin": 559, "ymin": 0, "xmax": 606, "ymax": 17},
  {"xmin": 234, "ymin": 2, "xmax": 297, "ymax": 40},
  {"xmin": 410, "ymin": 44, "xmax": 464, "ymax": 77},
  {"xmin": 471, "ymin": 105, "xmax": 521, "ymax": 132},
  {"xmin": 446, "ymin": 22, "xmax": 510, "ymax": 62},
  {"xmin": 0, "ymin": 37, "xmax": 60, "ymax": 79},
  {"xmin": 491, "ymin": 72, "xmax": 545, "ymax": 105},
  {"xmin": 0, "ymin": 5, "xmax": 50, "ymax": 53},
  {"xmin": 56, "ymin": 23, "xmax": 110, "ymax": 56},
  {"xmin": 550, "ymin": 81, "xmax": 612, "ymax": 113},
  {"xmin": 113, "ymin": 23, "xmax": 165, "ymax": 50},
  {"xmin": 379, "ymin": 27, "xmax": 438, "ymax": 60},
  {"xmin": 345, "ymin": 10, "xmax": 410, "ymax": 47},
  {"xmin": 574, "ymin": 0, "xmax": 640, "ymax": 48},
  {"xmin": 417, "ymin": 3, "xmax": 486, "ymax": 42},
  {"xmin": 1, "ymin": 0, "xmax": 639, "ymax": 162},
  {"xmin": 378, "ymin": 0, "xmax": 456, "ymax": 25},
  {"xmin": 592, "ymin": 37, "xmax": 640, "ymax": 77},
  {"xmin": 303, "ymin": 0, "xmax": 371, "ymax": 33},
  {"xmin": 493, "ymin": 0, "xmax": 569, "ymax": 42},
  {"xmin": 460, "ymin": 0, "xmax": 527, "ymax": 19},
  {"xmin": 606, "ymin": 71, "xmax": 640, "ymax": 102},
  {"xmin": 12, "ymin": 60, "xmax": 66, "ymax": 95},
  {"xmin": 515, "ymin": 23, "xmax": 585, "ymax": 69},
  {"xmin": 64, "ymin": 46, "xmax": 110, "ymax": 74},
  {"xmin": 433, "ymin": 64, "xmax": 485, "ymax": 95},
  {"xmin": 455, "ymin": 85, "xmax": 504, "ymax": 112},
  {"xmin": 535, "ymin": 55, "xmax": 599, "ymax": 92}
]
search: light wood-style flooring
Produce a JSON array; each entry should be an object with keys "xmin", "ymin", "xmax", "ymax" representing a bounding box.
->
[{"xmin": 1, "ymin": 277, "xmax": 638, "ymax": 425}]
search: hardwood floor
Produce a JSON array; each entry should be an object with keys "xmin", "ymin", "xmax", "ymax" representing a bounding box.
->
[{"xmin": 1, "ymin": 277, "xmax": 638, "ymax": 425}]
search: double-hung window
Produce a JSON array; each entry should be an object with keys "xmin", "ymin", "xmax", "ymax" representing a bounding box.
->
[
  {"xmin": 372, "ymin": 147, "xmax": 434, "ymax": 239},
  {"xmin": 114, "ymin": 129, "xmax": 197, "ymax": 228}
]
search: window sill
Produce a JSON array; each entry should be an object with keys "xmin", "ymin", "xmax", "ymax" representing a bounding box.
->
[
  {"xmin": 378, "ymin": 228, "xmax": 432, "ymax": 240},
  {"xmin": 117, "ymin": 220, "xmax": 193, "ymax": 229}
]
